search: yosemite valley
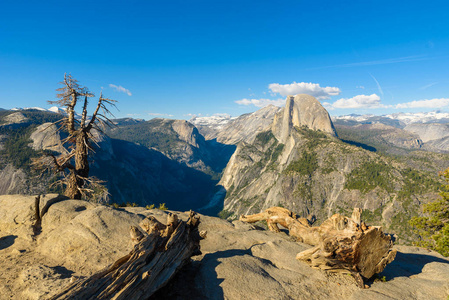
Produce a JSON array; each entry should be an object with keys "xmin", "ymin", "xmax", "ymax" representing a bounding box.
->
[{"xmin": 1, "ymin": 94, "xmax": 448, "ymax": 243}]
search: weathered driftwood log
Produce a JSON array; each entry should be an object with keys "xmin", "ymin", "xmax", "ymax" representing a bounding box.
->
[
  {"xmin": 52, "ymin": 211, "xmax": 206, "ymax": 299},
  {"xmin": 240, "ymin": 207, "xmax": 396, "ymax": 285}
]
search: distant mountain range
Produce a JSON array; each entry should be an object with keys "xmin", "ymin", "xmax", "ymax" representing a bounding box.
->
[
  {"xmin": 191, "ymin": 110, "xmax": 449, "ymax": 129},
  {"xmin": 1, "ymin": 100, "xmax": 449, "ymax": 243},
  {"xmin": 9, "ymin": 106, "xmax": 66, "ymax": 114},
  {"xmin": 3, "ymin": 106, "xmax": 449, "ymax": 127},
  {"xmin": 333, "ymin": 111, "xmax": 449, "ymax": 126}
]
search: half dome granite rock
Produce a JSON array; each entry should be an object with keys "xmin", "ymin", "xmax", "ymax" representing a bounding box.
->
[
  {"xmin": 272, "ymin": 94, "xmax": 337, "ymax": 143},
  {"xmin": 0, "ymin": 195, "xmax": 448, "ymax": 299}
]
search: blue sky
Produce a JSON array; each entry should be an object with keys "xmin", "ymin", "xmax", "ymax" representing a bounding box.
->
[{"xmin": 1, "ymin": 0, "xmax": 449, "ymax": 120}]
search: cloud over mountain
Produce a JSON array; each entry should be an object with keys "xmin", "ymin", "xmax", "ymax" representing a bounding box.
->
[
  {"xmin": 332, "ymin": 94, "xmax": 383, "ymax": 109},
  {"xmin": 394, "ymin": 98, "xmax": 449, "ymax": 109},
  {"xmin": 268, "ymin": 82, "xmax": 341, "ymax": 99}
]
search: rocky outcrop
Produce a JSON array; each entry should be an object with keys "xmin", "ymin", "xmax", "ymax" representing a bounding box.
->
[
  {"xmin": 198, "ymin": 105, "xmax": 281, "ymax": 145},
  {"xmin": 0, "ymin": 195, "xmax": 448, "ymax": 299},
  {"xmin": 404, "ymin": 123, "xmax": 449, "ymax": 152},
  {"xmin": 335, "ymin": 123, "xmax": 424, "ymax": 155},
  {"xmin": 169, "ymin": 119, "xmax": 217, "ymax": 170},
  {"xmin": 404, "ymin": 123, "xmax": 449, "ymax": 143},
  {"xmin": 172, "ymin": 119, "xmax": 204, "ymax": 148},
  {"xmin": 3, "ymin": 112, "xmax": 28, "ymax": 125},
  {"xmin": 29, "ymin": 123, "xmax": 66, "ymax": 154},
  {"xmin": 272, "ymin": 94, "xmax": 336, "ymax": 143},
  {"xmin": 0, "ymin": 164, "xmax": 28, "ymax": 195},
  {"xmin": 425, "ymin": 136, "xmax": 449, "ymax": 153},
  {"xmin": 189, "ymin": 114, "xmax": 234, "ymax": 138}
]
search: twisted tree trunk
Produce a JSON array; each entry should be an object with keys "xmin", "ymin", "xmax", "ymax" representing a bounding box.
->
[
  {"xmin": 52, "ymin": 211, "xmax": 205, "ymax": 299},
  {"xmin": 240, "ymin": 207, "xmax": 396, "ymax": 286}
]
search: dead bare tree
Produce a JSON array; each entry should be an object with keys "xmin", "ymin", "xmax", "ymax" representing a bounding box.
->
[
  {"xmin": 240, "ymin": 207, "xmax": 397, "ymax": 287},
  {"xmin": 41, "ymin": 74, "xmax": 117, "ymax": 200},
  {"xmin": 51, "ymin": 211, "xmax": 206, "ymax": 299}
]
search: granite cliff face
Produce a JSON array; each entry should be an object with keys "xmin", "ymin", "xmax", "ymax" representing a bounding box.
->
[
  {"xmin": 0, "ymin": 165, "xmax": 28, "ymax": 195},
  {"xmin": 193, "ymin": 105, "xmax": 280, "ymax": 145},
  {"xmin": 404, "ymin": 123, "xmax": 449, "ymax": 152},
  {"xmin": 272, "ymin": 94, "xmax": 337, "ymax": 143},
  {"xmin": 107, "ymin": 118, "xmax": 235, "ymax": 176},
  {"xmin": 2, "ymin": 112, "xmax": 29, "ymax": 127},
  {"xmin": 29, "ymin": 123, "xmax": 66, "ymax": 154},
  {"xmin": 404, "ymin": 123, "xmax": 449, "ymax": 143}
]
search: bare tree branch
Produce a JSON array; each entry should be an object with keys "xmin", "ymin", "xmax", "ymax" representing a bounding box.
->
[{"xmin": 40, "ymin": 74, "xmax": 117, "ymax": 200}]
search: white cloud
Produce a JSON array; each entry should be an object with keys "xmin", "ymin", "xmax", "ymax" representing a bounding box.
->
[
  {"xmin": 109, "ymin": 84, "xmax": 132, "ymax": 96},
  {"xmin": 268, "ymin": 82, "xmax": 340, "ymax": 100},
  {"xmin": 148, "ymin": 112, "xmax": 174, "ymax": 117},
  {"xmin": 332, "ymin": 94, "xmax": 384, "ymax": 109},
  {"xmin": 394, "ymin": 98, "xmax": 449, "ymax": 109},
  {"xmin": 356, "ymin": 85, "xmax": 365, "ymax": 89},
  {"xmin": 235, "ymin": 98, "xmax": 285, "ymax": 108},
  {"xmin": 322, "ymin": 102, "xmax": 334, "ymax": 110}
]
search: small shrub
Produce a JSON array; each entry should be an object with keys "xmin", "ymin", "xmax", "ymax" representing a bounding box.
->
[
  {"xmin": 373, "ymin": 274, "xmax": 387, "ymax": 282},
  {"xmin": 158, "ymin": 203, "xmax": 168, "ymax": 210}
]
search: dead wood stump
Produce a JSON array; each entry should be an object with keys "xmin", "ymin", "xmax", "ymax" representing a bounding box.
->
[
  {"xmin": 240, "ymin": 207, "xmax": 396, "ymax": 285},
  {"xmin": 52, "ymin": 211, "xmax": 205, "ymax": 299}
]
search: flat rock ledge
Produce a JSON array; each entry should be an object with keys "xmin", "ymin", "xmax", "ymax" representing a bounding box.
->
[{"xmin": 0, "ymin": 194, "xmax": 448, "ymax": 299}]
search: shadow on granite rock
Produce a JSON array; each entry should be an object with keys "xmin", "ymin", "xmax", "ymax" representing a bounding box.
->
[{"xmin": 0, "ymin": 235, "xmax": 17, "ymax": 250}]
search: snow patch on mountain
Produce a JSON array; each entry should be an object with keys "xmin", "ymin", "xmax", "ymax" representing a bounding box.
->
[
  {"xmin": 48, "ymin": 106, "xmax": 65, "ymax": 113},
  {"xmin": 333, "ymin": 111, "xmax": 449, "ymax": 125},
  {"xmin": 11, "ymin": 107, "xmax": 47, "ymax": 111},
  {"xmin": 190, "ymin": 114, "xmax": 236, "ymax": 130},
  {"xmin": 385, "ymin": 111, "xmax": 449, "ymax": 124}
]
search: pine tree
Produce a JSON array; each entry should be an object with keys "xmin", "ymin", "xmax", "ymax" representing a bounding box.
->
[{"xmin": 410, "ymin": 168, "xmax": 449, "ymax": 256}]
